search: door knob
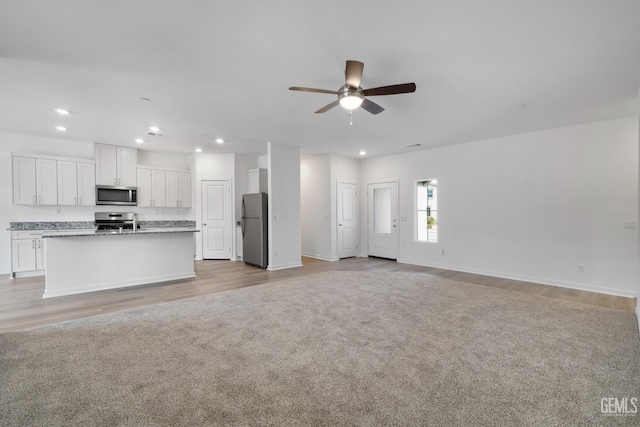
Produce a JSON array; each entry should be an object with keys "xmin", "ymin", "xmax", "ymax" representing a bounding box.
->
[{"xmin": 203, "ymin": 223, "xmax": 207, "ymax": 226}]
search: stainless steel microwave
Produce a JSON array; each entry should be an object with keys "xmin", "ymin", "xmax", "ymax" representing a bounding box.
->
[{"xmin": 95, "ymin": 186, "xmax": 137, "ymax": 206}]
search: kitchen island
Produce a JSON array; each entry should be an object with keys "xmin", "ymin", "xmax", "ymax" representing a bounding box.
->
[{"xmin": 42, "ymin": 228, "xmax": 199, "ymax": 298}]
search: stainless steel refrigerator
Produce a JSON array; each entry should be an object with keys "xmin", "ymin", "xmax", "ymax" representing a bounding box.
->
[{"xmin": 241, "ymin": 193, "xmax": 268, "ymax": 268}]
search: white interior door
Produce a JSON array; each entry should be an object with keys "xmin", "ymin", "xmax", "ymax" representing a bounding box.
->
[
  {"xmin": 202, "ymin": 180, "xmax": 232, "ymax": 259},
  {"xmin": 367, "ymin": 182, "xmax": 398, "ymax": 260},
  {"xmin": 337, "ymin": 182, "xmax": 357, "ymax": 258}
]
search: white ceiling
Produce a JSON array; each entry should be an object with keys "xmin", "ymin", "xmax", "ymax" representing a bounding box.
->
[{"xmin": 0, "ymin": 1, "xmax": 639, "ymax": 159}]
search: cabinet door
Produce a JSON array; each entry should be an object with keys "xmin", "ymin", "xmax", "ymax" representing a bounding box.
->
[
  {"xmin": 247, "ymin": 169, "xmax": 258, "ymax": 194},
  {"xmin": 117, "ymin": 146, "xmax": 138, "ymax": 187},
  {"xmin": 77, "ymin": 162, "xmax": 96, "ymax": 205},
  {"xmin": 36, "ymin": 158, "xmax": 58, "ymax": 205},
  {"xmin": 13, "ymin": 156, "xmax": 36, "ymax": 205},
  {"xmin": 57, "ymin": 161, "xmax": 78, "ymax": 205},
  {"xmin": 137, "ymin": 168, "xmax": 152, "ymax": 207},
  {"xmin": 95, "ymin": 143, "xmax": 117, "ymax": 186},
  {"xmin": 36, "ymin": 238, "xmax": 46, "ymax": 270},
  {"xmin": 178, "ymin": 172, "xmax": 191, "ymax": 208},
  {"xmin": 12, "ymin": 239, "xmax": 36, "ymax": 272},
  {"xmin": 166, "ymin": 171, "xmax": 179, "ymax": 207},
  {"xmin": 152, "ymin": 169, "xmax": 166, "ymax": 207}
]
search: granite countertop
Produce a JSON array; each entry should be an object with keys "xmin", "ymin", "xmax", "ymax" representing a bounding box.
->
[
  {"xmin": 42, "ymin": 228, "xmax": 200, "ymax": 238},
  {"xmin": 9, "ymin": 220, "xmax": 196, "ymax": 231}
]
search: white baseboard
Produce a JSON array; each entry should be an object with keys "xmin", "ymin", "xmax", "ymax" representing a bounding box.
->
[
  {"xmin": 301, "ymin": 252, "xmax": 339, "ymax": 262},
  {"xmin": 398, "ymin": 257, "xmax": 637, "ymax": 298},
  {"xmin": 267, "ymin": 262, "xmax": 304, "ymax": 271},
  {"xmin": 0, "ymin": 273, "xmax": 13, "ymax": 279},
  {"xmin": 12, "ymin": 270, "xmax": 45, "ymax": 279}
]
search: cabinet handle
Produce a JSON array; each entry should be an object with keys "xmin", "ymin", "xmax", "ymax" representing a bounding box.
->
[
  {"xmin": 118, "ymin": 178, "xmax": 121, "ymax": 185},
  {"xmin": 38, "ymin": 195, "xmax": 42, "ymax": 204},
  {"xmin": 75, "ymin": 196, "xmax": 78, "ymax": 205},
  {"xmin": 32, "ymin": 240, "xmax": 35, "ymax": 249},
  {"xmin": 38, "ymin": 241, "xmax": 41, "ymax": 249},
  {"xmin": 114, "ymin": 178, "xmax": 117, "ymax": 185},
  {"xmin": 33, "ymin": 195, "xmax": 36, "ymax": 204},
  {"xmin": 79, "ymin": 196, "xmax": 83, "ymax": 205}
]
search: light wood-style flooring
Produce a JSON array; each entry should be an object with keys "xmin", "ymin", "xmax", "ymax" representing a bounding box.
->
[{"xmin": 0, "ymin": 257, "xmax": 636, "ymax": 333}]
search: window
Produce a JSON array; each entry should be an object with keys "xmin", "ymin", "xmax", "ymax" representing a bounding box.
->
[{"xmin": 416, "ymin": 179, "xmax": 437, "ymax": 242}]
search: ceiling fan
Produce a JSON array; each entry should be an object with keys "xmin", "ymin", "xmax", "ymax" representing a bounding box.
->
[{"xmin": 289, "ymin": 60, "xmax": 416, "ymax": 115}]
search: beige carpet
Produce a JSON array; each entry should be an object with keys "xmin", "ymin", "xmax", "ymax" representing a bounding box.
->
[{"xmin": 1, "ymin": 271, "xmax": 638, "ymax": 426}]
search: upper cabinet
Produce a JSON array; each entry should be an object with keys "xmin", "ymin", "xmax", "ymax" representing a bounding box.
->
[
  {"xmin": 13, "ymin": 156, "xmax": 57, "ymax": 205},
  {"xmin": 137, "ymin": 167, "xmax": 166, "ymax": 207},
  {"xmin": 95, "ymin": 143, "xmax": 137, "ymax": 187},
  {"xmin": 248, "ymin": 168, "xmax": 268, "ymax": 193},
  {"xmin": 57, "ymin": 161, "xmax": 96, "ymax": 206},
  {"xmin": 166, "ymin": 171, "xmax": 191, "ymax": 208},
  {"xmin": 13, "ymin": 155, "xmax": 94, "ymax": 206}
]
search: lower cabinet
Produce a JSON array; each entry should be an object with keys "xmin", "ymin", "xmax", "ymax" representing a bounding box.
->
[{"xmin": 11, "ymin": 231, "xmax": 46, "ymax": 275}]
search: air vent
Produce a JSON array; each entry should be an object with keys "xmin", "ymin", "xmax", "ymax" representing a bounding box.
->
[
  {"xmin": 147, "ymin": 132, "xmax": 165, "ymax": 137},
  {"xmin": 406, "ymin": 143, "xmax": 421, "ymax": 148}
]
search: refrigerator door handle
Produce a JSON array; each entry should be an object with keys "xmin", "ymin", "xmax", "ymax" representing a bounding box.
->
[{"xmin": 241, "ymin": 199, "xmax": 246, "ymax": 236}]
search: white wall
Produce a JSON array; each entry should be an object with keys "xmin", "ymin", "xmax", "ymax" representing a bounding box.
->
[
  {"xmin": 268, "ymin": 142, "xmax": 301, "ymax": 270},
  {"xmin": 301, "ymin": 155, "xmax": 332, "ymax": 260},
  {"xmin": 300, "ymin": 155, "xmax": 360, "ymax": 262},
  {"xmin": 359, "ymin": 117, "xmax": 639, "ymax": 297},
  {"xmin": 193, "ymin": 153, "xmax": 235, "ymax": 260}
]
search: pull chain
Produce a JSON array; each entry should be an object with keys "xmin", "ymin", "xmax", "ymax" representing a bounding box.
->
[{"xmin": 349, "ymin": 110, "xmax": 353, "ymax": 126}]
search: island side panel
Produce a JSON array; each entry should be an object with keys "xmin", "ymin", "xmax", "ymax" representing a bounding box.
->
[{"xmin": 44, "ymin": 232, "xmax": 196, "ymax": 298}]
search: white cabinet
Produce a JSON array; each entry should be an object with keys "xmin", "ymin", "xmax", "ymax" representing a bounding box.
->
[
  {"xmin": 95, "ymin": 143, "xmax": 137, "ymax": 187},
  {"xmin": 58, "ymin": 161, "xmax": 96, "ymax": 206},
  {"xmin": 77, "ymin": 162, "xmax": 96, "ymax": 205},
  {"xmin": 12, "ymin": 156, "xmax": 36, "ymax": 205},
  {"xmin": 248, "ymin": 168, "xmax": 268, "ymax": 193},
  {"xmin": 11, "ymin": 231, "xmax": 45, "ymax": 274},
  {"xmin": 13, "ymin": 156, "xmax": 57, "ymax": 205},
  {"xmin": 137, "ymin": 167, "xmax": 166, "ymax": 207},
  {"xmin": 166, "ymin": 171, "xmax": 191, "ymax": 208},
  {"xmin": 178, "ymin": 172, "xmax": 191, "ymax": 208},
  {"xmin": 57, "ymin": 161, "xmax": 77, "ymax": 205}
]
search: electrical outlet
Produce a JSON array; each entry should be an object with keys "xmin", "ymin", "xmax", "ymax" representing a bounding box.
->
[
  {"xmin": 56, "ymin": 208, "xmax": 62, "ymax": 214},
  {"xmin": 578, "ymin": 265, "xmax": 584, "ymax": 273},
  {"xmin": 274, "ymin": 250, "xmax": 279, "ymax": 257},
  {"xmin": 624, "ymin": 221, "xmax": 636, "ymax": 229}
]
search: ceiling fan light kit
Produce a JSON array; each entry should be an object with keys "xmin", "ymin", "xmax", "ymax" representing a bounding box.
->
[
  {"xmin": 338, "ymin": 85, "xmax": 364, "ymax": 110},
  {"xmin": 289, "ymin": 60, "xmax": 416, "ymax": 118}
]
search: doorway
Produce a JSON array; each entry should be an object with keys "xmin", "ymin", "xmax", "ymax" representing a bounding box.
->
[
  {"xmin": 367, "ymin": 182, "xmax": 398, "ymax": 260},
  {"xmin": 337, "ymin": 182, "xmax": 357, "ymax": 258},
  {"xmin": 201, "ymin": 180, "xmax": 232, "ymax": 259}
]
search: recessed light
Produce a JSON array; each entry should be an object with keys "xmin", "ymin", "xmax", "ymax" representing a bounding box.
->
[
  {"xmin": 55, "ymin": 109, "xmax": 70, "ymax": 115},
  {"xmin": 148, "ymin": 126, "xmax": 160, "ymax": 132},
  {"xmin": 195, "ymin": 148, "xmax": 202, "ymax": 153},
  {"xmin": 215, "ymin": 138, "xmax": 224, "ymax": 144},
  {"xmin": 135, "ymin": 138, "xmax": 144, "ymax": 144},
  {"xmin": 56, "ymin": 126, "xmax": 67, "ymax": 131},
  {"xmin": 359, "ymin": 151, "xmax": 366, "ymax": 156}
]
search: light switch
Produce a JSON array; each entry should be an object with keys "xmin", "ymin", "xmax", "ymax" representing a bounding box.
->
[{"xmin": 624, "ymin": 221, "xmax": 636, "ymax": 229}]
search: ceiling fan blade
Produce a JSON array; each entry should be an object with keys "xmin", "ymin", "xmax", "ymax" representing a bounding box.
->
[
  {"xmin": 345, "ymin": 60, "xmax": 364, "ymax": 88},
  {"xmin": 289, "ymin": 86, "xmax": 338, "ymax": 95},
  {"xmin": 360, "ymin": 98, "xmax": 385, "ymax": 115},
  {"xmin": 315, "ymin": 100, "xmax": 340, "ymax": 114},
  {"xmin": 363, "ymin": 82, "xmax": 417, "ymax": 96}
]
